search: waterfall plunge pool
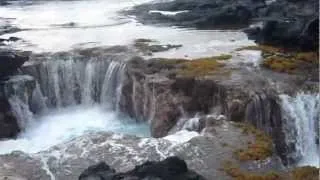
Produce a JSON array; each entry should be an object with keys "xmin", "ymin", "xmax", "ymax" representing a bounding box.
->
[{"xmin": 0, "ymin": 105, "xmax": 150, "ymax": 154}]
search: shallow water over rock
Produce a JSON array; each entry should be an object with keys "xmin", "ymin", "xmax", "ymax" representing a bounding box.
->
[{"xmin": 0, "ymin": 0, "xmax": 254, "ymax": 58}]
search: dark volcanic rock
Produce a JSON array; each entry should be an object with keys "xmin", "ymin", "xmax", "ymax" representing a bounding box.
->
[
  {"xmin": 0, "ymin": 51, "xmax": 30, "ymax": 139},
  {"xmin": 0, "ymin": 98, "xmax": 20, "ymax": 139},
  {"xmin": 79, "ymin": 157, "xmax": 206, "ymax": 180},
  {"xmin": 0, "ymin": 75, "xmax": 36, "ymax": 139},
  {"xmin": 126, "ymin": 0, "xmax": 266, "ymax": 29},
  {"xmin": 0, "ymin": 50, "xmax": 29, "ymax": 79},
  {"xmin": 128, "ymin": 0, "xmax": 318, "ymax": 50},
  {"xmin": 245, "ymin": 0, "xmax": 319, "ymax": 50}
]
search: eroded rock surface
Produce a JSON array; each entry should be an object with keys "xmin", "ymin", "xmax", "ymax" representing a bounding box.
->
[
  {"xmin": 0, "ymin": 121, "xmax": 281, "ymax": 180},
  {"xmin": 117, "ymin": 53, "xmax": 316, "ymax": 165}
]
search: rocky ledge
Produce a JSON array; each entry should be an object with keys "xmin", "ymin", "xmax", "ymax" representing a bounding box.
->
[
  {"xmin": 0, "ymin": 50, "xmax": 30, "ymax": 139},
  {"xmin": 118, "ymin": 47, "xmax": 318, "ymax": 165}
]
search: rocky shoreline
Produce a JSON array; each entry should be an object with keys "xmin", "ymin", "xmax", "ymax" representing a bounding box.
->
[
  {"xmin": 0, "ymin": 0, "xmax": 319, "ymax": 179},
  {"xmin": 126, "ymin": 0, "xmax": 319, "ymax": 51}
]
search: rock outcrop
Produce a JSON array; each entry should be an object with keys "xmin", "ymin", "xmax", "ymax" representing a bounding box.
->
[
  {"xmin": 127, "ymin": 0, "xmax": 319, "ymax": 50},
  {"xmin": 0, "ymin": 98, "xmax": 20, "ymax": 138},
  {"xmin": 0, "ymin": 50, "xmax": 30, "ymax": 139},
  {"xmin": 0, "ymin": 50, "xmax": 29, "ymax": 79},
  {"xmin": 245, "ymin": 0, "xmax": 319, "ymax": 50},
  {"xmin": 118, "ymin": 54, "xmax": 313, "ymax": 165},
  {"xmin": 79, "ymin": 157, "xmax": 206, "ymax": 180},
  {"xmin": 127, "ymin": 0, "xmax": 266, "ymax": 29}
]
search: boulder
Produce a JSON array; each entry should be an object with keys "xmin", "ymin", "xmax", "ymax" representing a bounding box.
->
[
  {"xmin": 0, "ymin": 98, "xmax": 20, "ymax": 139},
  {"xmin": 0, "ymin": 50, "xmax": 29, "ymax": 79},
  {"xmin": 245, "ymin": 0, "xmax": 319, "ymax": 50},
  {"xmin": 79, "ymin": 157, "xmax": 206, "ymax": 180}
]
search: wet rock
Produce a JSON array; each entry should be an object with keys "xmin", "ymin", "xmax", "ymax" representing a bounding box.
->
[
  {"xmin": 128, "ymin": 0, "xmax": 318, "ymax": 50},
  {"xmin": 245, "ymin": 0, "xmax": 319, "ymax": 50},
  {"xmin": 0, "ymin": 50, "xmax": 29, "ymax": 79},
  {"xmin": 119, "ymin": 56, "xmax": 306, "ymax": 164},
  {"xmin": 0, "ymin": 18, "xmax": 22, "ymax": 36},
  {"xmin": 79, "ymin": 162, "xmax": 116, "ymax": 180},
  {"xmin": 0, "ymin": 121, "xmax": 270, "ymax": 180},
  {"xmin": 133, "ymin": 39, "xmax": 182, "ymax": 56},
  {"xmin": 0, "ymin": 98, "xmax": 20, "ymax": 139},
  {"xmin": 0, "ymin": 75, "xmax": 37, "ymax": 139},
  {"xmin": 119, "ymin": 63, "xmax": 229, "ymax": 137},
  {"xmin": 244, "ymin": 93, "xmax": 288, "ymax": 165},
  {"xmin": 0, "ymin": 151, "xmax": 50, "ymax": 180},
  {"xmin": 228, "ymin": 99, "xmax": 246, "ymax": 122},
  {"xmin": 126, "ymin": 0, "xmax": 266, "ymax": 29},
  {"xmin": 0, "ymin": 51, "xmax": 31, "ymax": 139},
  {"xmin": 79, "ymin": 157, "xmax": 206, "ymax": 180}
]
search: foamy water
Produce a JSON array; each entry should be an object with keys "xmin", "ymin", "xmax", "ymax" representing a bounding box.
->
[
  {"xmin": 281, "ymin": 93, "xmax": 320, "ymax": 167},
  {"xmin": 0, "ymin": 105, "xmax": 149, "ymax": 154},
  {"xmin": 0, "ymin": 0, "xmax": 255, "ymax": 58}
]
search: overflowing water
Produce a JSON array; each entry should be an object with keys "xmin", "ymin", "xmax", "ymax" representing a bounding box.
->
[
  {"xmin": 0, "ymin": 105, "xmax": 149, "ymax": 154},
  {"xmin": 0, "ymin": 0, "xmax": 254, "ymax": 58},
  {"xmin": 281, "ymin": 93, "xmax": 320, "ymax": 167},
  {"xmin": 0, "ymin": 56, "xmax": 151, "ymax": 154},
  {"xmin": 24, "ymin": 56, "xmax": 127, "ymax": 109}
]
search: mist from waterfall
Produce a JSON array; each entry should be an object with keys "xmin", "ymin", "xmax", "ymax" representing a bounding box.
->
[
  {"xmin": 0, "ymin": 56, "xmax": 150, "ymax": 155},
  {"xmin": 280, "ymin": 93, "xmax": 320, "ymax": 167}
]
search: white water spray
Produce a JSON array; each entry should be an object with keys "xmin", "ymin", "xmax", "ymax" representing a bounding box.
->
[
  {"xmin": 280, "ymin": 93, "xmax": 320, "ymax": 167},
  {"xmin": 0, "ymin": 57, "xmax": 149, "ymax": 155},
  {"xmin": 0, "ymin": 105, "xmax": 149, "ymax": 154}
]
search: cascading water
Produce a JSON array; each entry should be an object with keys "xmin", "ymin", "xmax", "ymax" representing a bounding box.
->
[
  {"xmin": 26, "ymin": 56, "xmax": 125, "ymax": 108},
  {"xmin": 280, "ymin": 93, "xmax": 320, "ymax": 167},
  {"xmin": 0, "ymin": 56, "xmax": 150, "ymax": 155}
]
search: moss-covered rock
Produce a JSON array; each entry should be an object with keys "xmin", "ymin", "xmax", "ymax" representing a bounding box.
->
[
  {"xmin": 290, "ymin": 166, "xmax": 319, "ymax": 180},
  {"xmin": 236, "ymin": 45, "xmax": 318, "ymax": 74},
  {"xmin": 222, "ymin": 161, "xmax": 281, "ymax": 180},
  {"xmin": 222, "ymin": 162, "xmax": 320, "ymax": 180},
  {"xmin": 155, "ymin": 55, "xmax": 232, "ymax": 77},
  {"xmin": 234, "ymin": 123, "xmax": 273, "ymax": 161}
]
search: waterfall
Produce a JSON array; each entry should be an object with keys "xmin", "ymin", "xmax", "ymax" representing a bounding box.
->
[
  {"xmin": 24, "ymin": 56, "xmax": 127, "ymax": 109},
  {"xmin": 8, "ymin": 96, "xmax": 34, "ymax": 130},
  {"xmin": 0, "ymin": 75, "xmax": 46, "ymax": 131},
  {"xmin": 100, "ymin": 61, "xmax": 126, "ymax": 110},
  {"xmin": 1, "ymin": 55, "xmax": 129, "ymax": 136},
  {"xmin": 280, "ymin": 93, "xmax": 320, "ymax": 167}
]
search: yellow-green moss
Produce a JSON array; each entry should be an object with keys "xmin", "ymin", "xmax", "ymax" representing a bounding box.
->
[
  {"xmin": 222, "ymin": 161, "xmax": 281, "ymax": 180},
  {"xmin": 291, "ymin": 166, "xmax": 319, "ymax": 180},
  {"xmin": 295, "ymin": 52, "xmax": 319, "ymax": 64},
  {"xmin": 178, "ymin": 58, "xmax": 225, "ymax": 76},
  {"xmin": 234, "ymin": 123, "xmax": 273, "ymax": 161},
  {"xmin": 209, "ymin": 54, "xmax": 233, "ymax": 60},
  {"xmin": 157, "ymin": 58, "xmax": 187, "ymax": 65},
  {"xmin": 236, "ymin": 45, "xmax": 319, "ymax": 73},
  {"xmin": 156, "ymin": 55, "xmax": 232, "ymax": 77},
  {"xmin": 235, "ymin": 45, "xmax": 284, "ymax": 54},
  {"xmin": 222, "ymin": 162, "xmax": 319, "ymax": 180},
  {"xmin": 262, "ymin": 56, "xmax": 298, "ymax": 73}
]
